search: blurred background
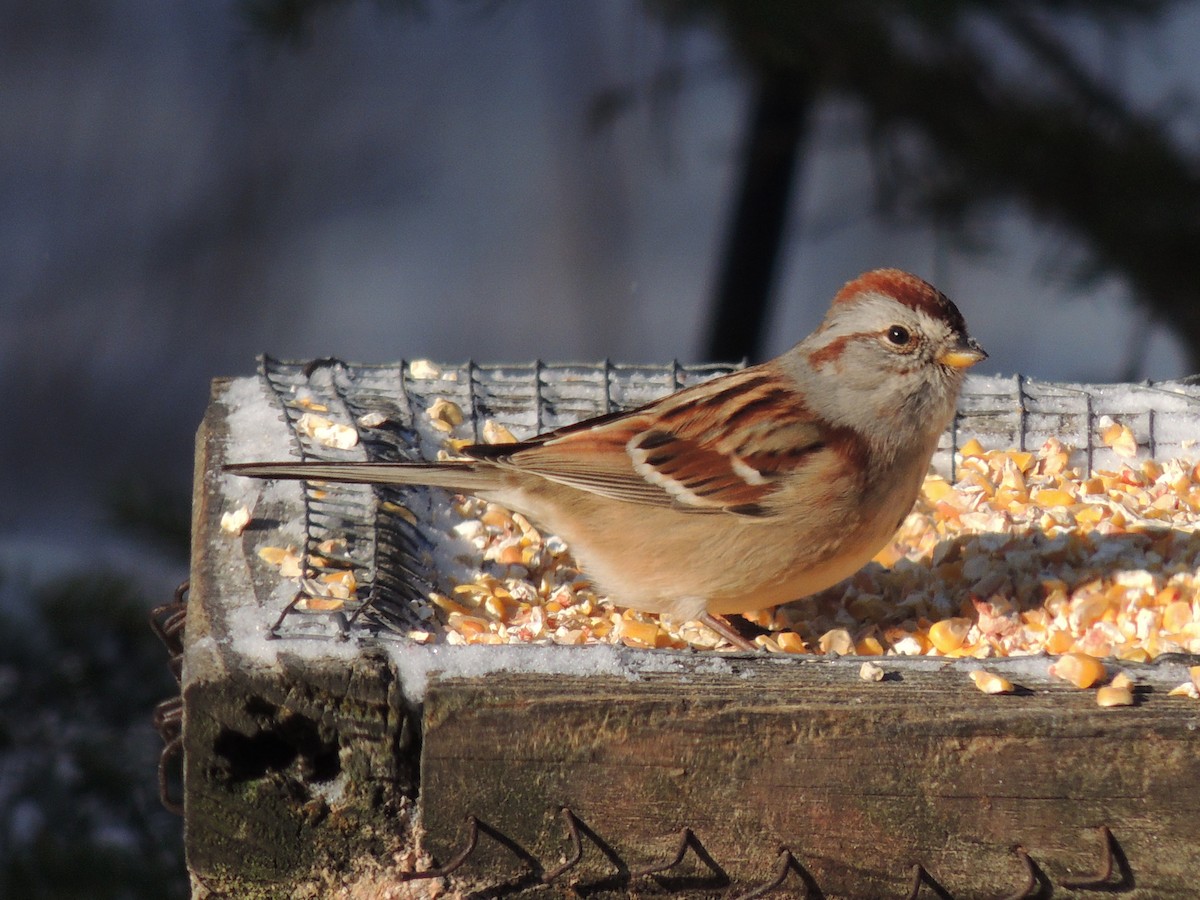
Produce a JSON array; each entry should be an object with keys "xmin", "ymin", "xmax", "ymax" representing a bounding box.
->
[{"xmin": 5, "ymin": 0, "xmax": 1200, "ymax": 894}]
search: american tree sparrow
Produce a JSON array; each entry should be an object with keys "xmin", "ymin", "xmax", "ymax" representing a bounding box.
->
[{"xmin": 229, "ymin": 269, "xmax": 986, "ymax": 649}]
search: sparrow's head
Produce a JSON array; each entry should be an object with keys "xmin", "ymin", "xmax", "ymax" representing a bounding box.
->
[{"xmin": 790, "ymin": 269, "xmax": 987, "ymax": 447}]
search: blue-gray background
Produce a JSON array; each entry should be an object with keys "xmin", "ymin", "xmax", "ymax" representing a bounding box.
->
[{"xmin": 7, "ymin": 1, "xmax": 1198, "ymax": 594}]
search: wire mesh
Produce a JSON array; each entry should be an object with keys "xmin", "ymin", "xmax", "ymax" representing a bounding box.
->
[{"xmin": 256, "ymin": 357, "xmax": 1200, "ymax": 641}]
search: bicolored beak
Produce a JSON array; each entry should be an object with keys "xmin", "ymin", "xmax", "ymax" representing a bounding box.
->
[{"xmin": 938, "ymin": 337, "xmax": 987, "ymax": 369}]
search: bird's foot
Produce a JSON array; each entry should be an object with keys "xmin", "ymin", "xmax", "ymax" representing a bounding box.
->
[{"xmin": 699, "ymin": 613, "xmax": 760, "ymax": 652}]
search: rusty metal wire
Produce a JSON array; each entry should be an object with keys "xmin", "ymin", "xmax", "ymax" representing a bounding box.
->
[
  {"xmin": 149, "ymin": 580, "xmax": 188, "ymax": 815},
  {"xmin": 393, "ymin": 805, "xmax": 1125, "ymax": 896},
  {"xmin": 1001, "ymin": 847, "xmax": 1043, "ymax": 900},
  {"xmin": 397, "ymin": 815, "xmax": 480, "ymax": 881},
  {"xmin": 541, "ymin": 807, "xmax": 584, "ymax": 883},
  {"xmin": 1059, "ymin": 826, "xmax": 1131, "ymax": 890},
  {"xmin": 729, "ymin": 849, "xmax": 806, "ymax": 897},
  {"xmin": 628, "ymin": 827, "xmax": 695, "ymax": 878}
]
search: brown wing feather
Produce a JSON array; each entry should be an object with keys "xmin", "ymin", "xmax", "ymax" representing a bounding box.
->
[{"xmin": 464, "ymin": 366, "xmax": 829, "ymax": 517}]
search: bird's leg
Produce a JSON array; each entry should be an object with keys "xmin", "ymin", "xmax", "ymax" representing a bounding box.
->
[{"xmin": 700, "ymin": 613, "xmax": 760, "ymax": 652}]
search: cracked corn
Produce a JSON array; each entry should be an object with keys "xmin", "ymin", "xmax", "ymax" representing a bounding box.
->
[
  {"xmin": 439, "ymin": 434, "xmax": 1200, "ymax": 658},
  {"xmin": 254, "ymin": 428, "xmax": 1200, "ymax": 662}
]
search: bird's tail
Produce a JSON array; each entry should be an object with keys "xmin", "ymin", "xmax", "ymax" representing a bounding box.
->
[{"xmin": 224, "ymin": 460, "xmax": 501, "ymax": 493}]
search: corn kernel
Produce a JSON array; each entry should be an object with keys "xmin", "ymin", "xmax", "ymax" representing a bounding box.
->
[
  {"xmin": 1049, "ymin": 652, "xmax": 1107, "ymax": 688},
  {"xmin": 923, "ymin": 477, "xmax": 955, "ymax": 502},
  {"xmin": 928, "ymin": 617, "xmax": 972, "ymax": 653},
  {"xmin": 427, "ymin": 397, "xmax": 464, "ymax": 431},
  {"xmin": 959, "ymin": 438, "xmax": 986, "ymax": 457},
  {"xmin": 482, "ymin": 419, "xmax": 517, "ymax": 444},
  {"xmin": 448, "ymin": 613, "xmax": 490, "ymax": 639},
  {"xmin": 429, "ymin": 592, "xmax": 472, "ymax": 616},
  {"xmin": 1034, "ymin": 488, "xmax": 1076, "ymax": 508},
  {"xmin": 776, "ymin": 631, "xmax": 806, "ymax": 654},
  {"xmin": 855, "ymin": 635, "xmax": 885, "ymax": 656},
  {"xmin": 1161, "ymin": 601, "xmax": 1191, "ymax": 633},
  {"xmin": 859, "ymin": 661, "xmax": 885, "ymax": 682},
  {"xmin": 619, "ymin": 617, "xmax": 662, "ymax": 648},
  {"xmin": 1096, "ymin": 685, "xmax": 1134, "ymax": 707},
  {"xmin": 969, "ymin": 670, "xmax": 1014, "ymax": 694},
  {"xmin": 1008, "ymin": 451, "xmax": 1034, "ymax": 472},
  {"xmin": 1100, "ymin": 419, "xmax": 1137, "ymax": 458},
  {"xmin": 297, "ymin": 594, "xmax": 343, "ymax": 611},
  {"xmin": 818, "ymin": 628, "xmax": 854, "ymax": 655}
]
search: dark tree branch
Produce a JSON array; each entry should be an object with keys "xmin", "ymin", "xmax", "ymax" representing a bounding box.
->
[{"xmin": 706, "ymin": 74, "xmax": 811, "ymax": 362}]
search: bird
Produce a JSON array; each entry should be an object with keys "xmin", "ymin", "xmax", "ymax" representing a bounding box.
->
[{"xmin": 228, "ymin": 268, "xmax": 986, "ymax": 650}]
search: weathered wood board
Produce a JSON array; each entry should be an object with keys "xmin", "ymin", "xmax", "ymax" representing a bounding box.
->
[
  {"xmin": 421, "ymin": 660, "xmax": 1200, "ymax": 897},
  {"xmin": 182, "ymin": 362, "xmax": 1200, "ymax": 898}
]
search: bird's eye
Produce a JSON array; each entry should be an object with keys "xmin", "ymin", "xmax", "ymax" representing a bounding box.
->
[{"xmin": 886, "ymin": 325, "xmax": 912, "ymax": 346}]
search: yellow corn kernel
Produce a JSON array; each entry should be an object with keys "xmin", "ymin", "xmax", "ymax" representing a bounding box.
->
[
  {"xmin": 293, "ymin": 395, "xmax": 328, "ymax": 412},
  {"xmin": 855, "ymin": 635, "xmax": 885, "ymax": 656},
  {"xmin": 776, "ymin": 631, "xmax": 806, "ymax": 654},
  {"xmin": 299, "ymin": 595, "xmax": 345, "ymax": 611},
  {"xmin": 618, "ymin": 617, "xmax": 662, "ymax": 648},
  {"xmin": 257, "ymin": 545, "xmax": 290, "ymax": 565},
  {"xmin": 482, "ymin": 419, "xmax": 517, "ymax": 445},
  {"xmin": 495, "ymin": 544, "xmax": 525, "ymax": 566},
  {"xmin": 427, "ymin": 397, "xmax": 464, "ymax": 431},
  {"xmin": 1049, "ymin": 652, "xmax": 1107, "ymax": 688},
  {"xmin": 448, "ymin": 613, "xmax": 490, "ymax": 639},
  {"xmin": 959, "ymin": 438, "xmax": 986, "ymax": 458},
  {"xmin": 1110, "ymin": 672, "xmax": 1134, "ymax": 691},
  {"xmin": 1115, "ymin": 646, "xmax": 1150, "ymax": 663},
  {"xmin": 1096, "ymin": 685, "xmax": 1134, "ymax": 707},
  {"xmin": 483, "ymin": 593, "xmax": 509, "ymax": 621},
  {"xmin": 928, "ymin": 617, "xmax": 972, "ymax": 653},
  {"xmin": 1101, "ymin": 420, "xmax": 1137, "ymax": 458},
  {"xmin": 429, "ymin": 592, "xmax": 472, "ymax": 616},
  {"xmin": 859, "ymin": 661, "xmax": 885, "ymax": 682},
  {"xmin": 818, "ymin": 628, "xmax": 854, "ymax": 655},
  {"xmin": 969, "ymin": 670, "xmax": 1014, "ymax": 694},
  {"xmin": 589, "ymin": 618, "xmax": 613, "ymax": 639},
  {"xmin": 923, "ymin": 476, "xmax": 955, "ymax": 503},
  {"xmin": 740, "ymin": 608, "xmax": 774, "ymax": 629},
  {"xmin": 1034, "ymin": 488, "xmax": 1076, "ymax": 508},
  {"xmin": 1162, "ymin": 601, "xmax": 1193, "ymax": 633},
  {"xmin": 1008, "ymin": 450, "xmax": 1035, "ymax": 472}
]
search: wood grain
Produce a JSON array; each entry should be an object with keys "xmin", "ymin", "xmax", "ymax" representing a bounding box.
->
[{"xmin": 421, "ymin": 664, "xmax": 1200, "ymax": 898}]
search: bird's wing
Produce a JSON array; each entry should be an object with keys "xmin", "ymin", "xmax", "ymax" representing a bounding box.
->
[{"xmin": 465, "ymin": 366, "xmax": 841, "ymax": 517}]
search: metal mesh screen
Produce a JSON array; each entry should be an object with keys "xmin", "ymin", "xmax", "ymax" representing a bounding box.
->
[{"xmin": 255, "ymin": 357, "xmax": 1200, "ymax": 641}]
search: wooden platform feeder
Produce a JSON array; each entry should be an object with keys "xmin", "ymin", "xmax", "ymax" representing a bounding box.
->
[{"xmin": 180, "ymin": 358, "xmax": 1200, "ymax": 898}]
